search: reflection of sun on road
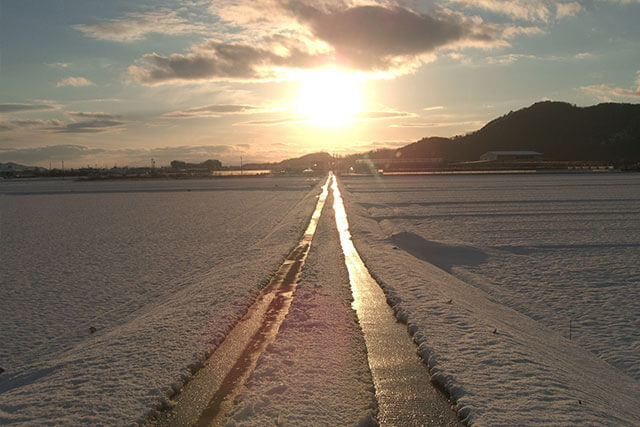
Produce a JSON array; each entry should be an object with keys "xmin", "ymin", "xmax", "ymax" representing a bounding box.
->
[{"xmin": 295, "ymin": 68, "xmax": 363, "ymax": 128}]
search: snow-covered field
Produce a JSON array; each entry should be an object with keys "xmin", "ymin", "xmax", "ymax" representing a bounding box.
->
[
  {"xmin": 0, "ymin": 177, "xmax": 321, "ymax": 424},
  {"xmin": 341, "ymin": 173, "xmax": 640, "ymax": 425}
]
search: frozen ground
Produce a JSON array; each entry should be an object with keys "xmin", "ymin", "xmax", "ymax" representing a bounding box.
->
[
  {"xmin": 0, "ymin": 177, "xmax": 321, "ymax": 424},
  {"xmin": 341, "ymin": 173, "xmax": 640, "ymax": 425},
  {"xmin": 227, "ymin": 190, "xmax": 377, "ymax": 425}
]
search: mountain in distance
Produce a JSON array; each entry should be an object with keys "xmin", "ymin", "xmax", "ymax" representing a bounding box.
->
[
  {"xmin": 0, "ymin": 162, "xmax": 46, "ymax": 171},
  {"xmin": 393, "ymin": 101, "xmax": 640, "ymax": 163}
]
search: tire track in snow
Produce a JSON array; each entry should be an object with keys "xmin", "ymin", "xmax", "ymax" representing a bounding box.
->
[{"xmin": 149, "ymin": 176, "xmax": 330, "ymax": 427}]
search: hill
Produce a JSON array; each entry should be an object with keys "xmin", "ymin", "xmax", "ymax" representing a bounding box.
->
[{"xmin": 396, "ymin": 101, "xmax": 640, "ymax": 163}]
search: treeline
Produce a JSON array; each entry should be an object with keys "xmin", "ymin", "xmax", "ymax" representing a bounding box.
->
[{"xmin": 170, "ymin": 159, "xmax": 222, "ymax": 171}]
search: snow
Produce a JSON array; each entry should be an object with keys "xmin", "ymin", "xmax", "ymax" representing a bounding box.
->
[
  {"xmin": 340, "ymin": 173, "xmax": 640, "ymax": 425},
  {"xmin": 0, "ymin": 177, "xmax": 322, "ymax": 424},
  {"xmin": 3, "ymin": 173, "xmax": 639, "ymax": 424},
  {"xmin": 227, "ymin": 189, "xmax": 377, "ymax": 426}
]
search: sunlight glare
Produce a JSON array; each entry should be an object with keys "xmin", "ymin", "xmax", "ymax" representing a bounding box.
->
[{"xmin": 296, "ymin": 69, "xmax": 363, "ymax": 128}]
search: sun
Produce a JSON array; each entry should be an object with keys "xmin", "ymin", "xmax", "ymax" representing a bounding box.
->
[{"xmin": 295, "ymin": 68, "xmax": 364, "ymax": 128}]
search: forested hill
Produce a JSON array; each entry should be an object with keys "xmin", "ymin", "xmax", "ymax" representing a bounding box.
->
[{"xmin": 397, "ymin": 101, "xmax": 640, "ymax": 162}]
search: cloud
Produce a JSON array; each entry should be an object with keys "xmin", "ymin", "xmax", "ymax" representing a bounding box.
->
[
  {"xmin": 53, "ymin": 119, "xmax": 125, "ymax": 133},
  {"xmin": 424, "ymin": 106, "xmax": 445, "ymax": 111},
  {"xmin": 127, "ymin": 39, "xmax": 328, "ymax": 84},
  {"xmin": 284, "ymin": 3, "xmax": 498, "ymax": 71},
  {"xmin": 573, "ymin": 52, "xmax": 593, "ymax": 59},
  {"xmin": 502, "ymin": 26, "xmax": 545, "ymax": 39},
  {"xmin": 73, "ymin": 10, "xmax": 206, "ymax": 42},
  {"xmin": 47, "ymin": 62, "xmax": 71, "ymax": 69},
  {"xmin": 235, "ymin": 117, "xmax": 307, "ymax": 126},
  {"xmin": 450, "ymin": 0, "xmax": 551, "ymax": 23},
  {"xmin": 65, "ymin": 111, "xmax": 121, "ymax": 120},
  {"xmin": 56, "ymin": 77, "xmax": 94, "ymax": 87},
  {"xmin": 0, "ymin": 103, "xmax": 56, "ymax": 113},
  {"xmin": 355, "ymin": 110, "xmax": 416, "ymax": 120},
  {"xmin": 128, "ymin": 2, "xmax": 501, "ymax": 84},
  {"xmin": 163, "ymin": 104, "xmax": 262, "ymax": 118},
  {"xmin": 581, "ymin": 71, "xmax": 640, "ymax": 100},
  {"xmin": 0, "ymin": 119, "xmax": 65, "ymax": 132},
  {"xmin": 556, "ymin": 2, "xmax": 583, "ymax": 19},
  {"xmin": 486, "ymin": 53, "xmax": 538, "ymax": 64},
  {"xmin": 0, "ymin": 111, "xmax": 125, "ymax": 134}
]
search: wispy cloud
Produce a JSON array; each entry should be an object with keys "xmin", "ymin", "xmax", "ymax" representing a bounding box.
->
[
  {"xmin": 65, "ymin": 111, "xmax": 121, "ymax": 120},
  {"xmin": 53, "ymin": 119, "xmax": 125, "ymax": 134},
  {"xmin": 390, "ymin": 120, "xmax": 487, "ymax": 129},
  {"xmin": 0, "ymin": 103, "xmax": 57, "ymax": 113},
  {"xmin": 235, "ymin": 117, "xmax": 307, "ymax": 126},
  {"xmin": 73, "ymin": 10, "xmax": 206, "ymax": 42},
  {"xmin": 424, "ymin": 106, "xmax": 445, "ymax": 111},
  {"xmin": 355, "ymin": 110, "xmax": 416, "ymax": 121},
  {"xmin": 56, "ymin": 77, "xmax": 94, "ymax": 87},
  {"xmin": 47, "ymin": 62, "xmax": 71, "ymax": 69},
  {"xmin": 163, "ymin": 104, "xmax": 264, "ymax": 118},
  {"xmin": 486, "ymin": 53, "xmax": 538, "ymax": 64},
  {"xmin": 0, "ymin": 111, "xmax": 125, "ymax": 134},
  {"xmin": 450, "ymin": 0, "xmax": 551, "ymax": 23},
  {"xmin": 556, "ymin": 2, "xmax": 583, "ymax": 19},
  {"xmin": 502, "ymin": 25, "xmax": 545, "ymax": 39},
  {"xmin": 0, "ymin": 119, "xmax": 65, "ymax": 132},
  {"xmin": 581, "ymin": 71, "xmax": 640, "ymax": 100}
]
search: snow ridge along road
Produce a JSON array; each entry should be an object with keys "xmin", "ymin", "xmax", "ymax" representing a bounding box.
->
[{"xmin": 331, "ymin": 176, "xmax": 460, "ymax": 426}]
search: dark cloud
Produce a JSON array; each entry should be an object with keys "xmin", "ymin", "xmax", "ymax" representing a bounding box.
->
[
  {"xmin": 0, "ymin": 119, "xmax": 65, "ymax": 132},
  {"xmin": 0, "ymin": 114, "xmax": 123, "ymax": 134},
  {"xmin": 53, "ymin": 119, "xmax": 125, "ymax": 133},
  {"xmin": 285, "ymin": 3, "xmax": 496, "ymax": 69},
  {"xmin": 127, "ymin": 41, "xmax": 326, "ymax": 84},
  {"xmin": 128, "ymin": 3, "xmax": 496, "ymax": 84},
  {"xmin": 0, "ymin": 103, "xmax": 56, "ymax": 113},
  {"xmin": 66, "ymin": 111, "xmax": 121, "ymax": 120}
]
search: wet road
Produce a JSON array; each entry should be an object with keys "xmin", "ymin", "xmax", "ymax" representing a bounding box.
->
[{"xmin": 150, "ymin": 173, "xmax": 460, "ymax": 426}]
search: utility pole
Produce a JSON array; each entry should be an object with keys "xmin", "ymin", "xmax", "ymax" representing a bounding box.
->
[{"xmin": 240, "ymin": 156, "xmax": 243, "ymax": 176}]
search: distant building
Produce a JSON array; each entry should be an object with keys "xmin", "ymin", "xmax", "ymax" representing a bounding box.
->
[{"xmin": 480, "ymin": 151, "xmax": 542, "ymax": 162}]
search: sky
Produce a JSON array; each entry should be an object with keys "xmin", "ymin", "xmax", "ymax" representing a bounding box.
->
[{"xmin": 1, "ymin": 0, "xmax": 639, "ymax": 168}]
